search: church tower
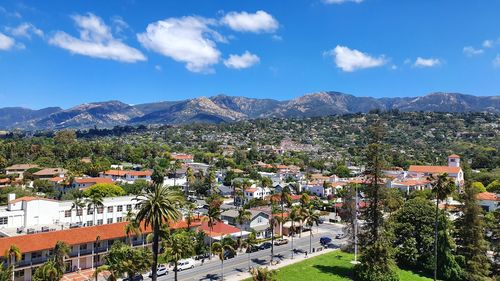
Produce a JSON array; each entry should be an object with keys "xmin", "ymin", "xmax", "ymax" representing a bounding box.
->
[{"xmin": 448, "ymin": 154, "xmax": 460, "ymax": 167}]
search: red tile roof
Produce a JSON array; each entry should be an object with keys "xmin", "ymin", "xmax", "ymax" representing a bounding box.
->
[
  {"xmin": 0, "ymin": 219, "xmax": 200, "ymax": 254},
  {"xmin": 448, "ymin": 154, "xmax": 460, "ymax": 158},
  {"xmin": 197, "ymin": 221, "xmax": 241, "ymax": 237},
  {"xmin": 171, "ymin": 154, "xmax": 194, "ymax": 160},
  {"xmin": 103, "ymin": 170, "xmax": 152, "ymax": 177},
  {"xmin": 476, "ymin": 192, "xmax": 499, "ymax": 201},
  {"xmin": 0, "ymin": 178, "xmax": 10, "ymax": 184},
  {"xmin": 9, "ymin": 196, "xmax": 59, "ymax": 204},
  {"xmin": 74, "ymin": 177, "xmax": 113, "ymax": 184},
  {"xmin": 408, "ymin": 165, "xmax": 461, "ymax": 174}
]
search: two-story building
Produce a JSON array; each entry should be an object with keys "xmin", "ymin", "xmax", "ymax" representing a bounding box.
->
[
  {"xmin": 408, "ymin": 155, "xmax": 464, "ymax": 186},
  {"xmin": 243, "ymin": 187, "xmax": 272, "ymax": 204},
  {"xmin": 99, "ymin": 170, "xmax": 152, "ymax": 184}
]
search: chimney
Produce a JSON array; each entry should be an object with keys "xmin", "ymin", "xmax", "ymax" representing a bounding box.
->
[{"xmin": 7, "ymin": 193, "xmax": 15, "ymax": 202}]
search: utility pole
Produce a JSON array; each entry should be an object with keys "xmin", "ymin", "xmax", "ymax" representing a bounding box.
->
[{"xmin": 351, "ymin": 185, "xmax": 359, "ymax": 265}]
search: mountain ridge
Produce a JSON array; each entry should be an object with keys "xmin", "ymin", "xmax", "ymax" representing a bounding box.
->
[{"xmin": 1, "ymin": 92, "xmax": 498, "ymax": 130}]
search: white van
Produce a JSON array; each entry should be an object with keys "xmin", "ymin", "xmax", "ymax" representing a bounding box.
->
[{"xmin": 177, "ymin": 258, "xmax": 195, "ymax": 271}]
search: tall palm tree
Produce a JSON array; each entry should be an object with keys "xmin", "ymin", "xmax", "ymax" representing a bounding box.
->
[
  {"xmin": 429, "ymin": 173, "xmax": 455, "ymax": 281},
  {"xmin": 53, "ymin": 241, "xmax": 71, "ymax": 275},
  {"xmin": 268, "ymin": 215, "xmax": 276, "ymax": 264},
  {"xmin": 301, "ymin": 205, "xmax": 321, "ymax": 254},
  {"xmin": 185, "ymin": 202, "xmax": 196, "ymax": 229},
  {"xmin": 279, "ymin": 187, "xmax": 292, "ymax": 238},
  {"xmin": 212, "ymin": 236, "xmax": 236, "ymax": 281},
  {"xmin": 71, "ymin": 196, "xmax": 86, "ymax": 223},
  {"xmin": 4, "ymin": 245, "xmax": 21, "ymax": 281},
  {"xmin": 236, "ymin": 208, "xmax": 252, "ymax": 252},
  {"xmin": 289, "ymin": 206, "xmax": 301, "ymax": 259},
  {"xmin": 243, "ymin": 232, "xmax": 258, "ymax": 270},
  {"xmin": 134, "ymin": 185, "xmax": 183, "ymax": 281},
  {"xmin": 86, "ymin": 193, "xmax": 104, "ymax": 226},
  {"xmin": 206, "ymin": 202, "xmax": 222, "ymax": 260},
  {"xmin": 165, "ymin": 232, "xmax": 194, "ymax": 281}
]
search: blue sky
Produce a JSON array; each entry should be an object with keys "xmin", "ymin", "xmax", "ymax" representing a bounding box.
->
[{"xmin": 0, "ymin": 0, "xmax": 499, "ymax": 109}]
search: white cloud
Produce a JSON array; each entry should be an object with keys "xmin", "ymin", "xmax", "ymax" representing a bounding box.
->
[
  {"xmin": 155, "ymin": 65, "xmax": 162, "ymax": 71},
  {"xmin": 7, "ymin": 22, "xmax": 43, "ymax": 39},
  {"xmin": 463, "ymin": 46, "xmax": 483, "ymax": 56},
  {"xmin": 221, "ymin": 11, "xmax": 279, "ymax": 33},
  {"xmin": 49, "ymin": 13, "xmax": 146, "ymax": 63},
  {"xmin": 493, "ymin": 55, "xmax": 500, "ymax": 68},
  {"xmin": 325, "ymin": 45, "xmax": 386, "ymax": 72},
  {"xmin": 483, "ymin": 39, "xmax": 494, "ymax": 48},
  {"xmin": 322, "ymin": 0, "xmax": 363, "ymax": 4},
  {"xmin": 224, "ymin": 51, "xmax": 260, "ymax": 69},
  {"xmin": 413, "ymin": 57, "xmax": 441, "ymax": 68},
  {"xmin": 138, "ymin": 16, "xmax": 223, "ymax": 73},
  {"xmin": 0, "ymin": 32, "xmax": 15, "ymax": 50}
]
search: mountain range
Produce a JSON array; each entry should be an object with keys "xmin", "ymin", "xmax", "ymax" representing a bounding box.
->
[{"xmin": 0, "ymin": 92, "xmax": 498, "ymax": 130}]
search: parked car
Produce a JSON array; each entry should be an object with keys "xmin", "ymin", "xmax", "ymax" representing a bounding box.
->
[
  {"xmin": 274, "ymin": 239, "xmax": 288, "ymax": 246},
  {"xmin": 148, "ymin": 264, "xmax": 168, "ymax": 277},
  {"xmin": 246, "ymin": 245, "xmax": 259, "ymax": 253},
  {"xmin": 123, "ymin": 274, "xmax": 143, "ymax": 281},
  {"xmin": 194, "ymin": 253, "xmax": 210, "ymax": 260},
  {"xmin": 177, "ymin": 258, "xmax": 195, "ymax": 271},
  {"xmin": 335, "ymin": 233, "xmax": 345, "ymax": 239},
  {"xmin": 259, "ymin": 242, "xmax": 272, "ymax": 250},
  {"xmin": 293, "ymin": 248, "xmax": 307, "ymax": 254},
  {"xmin": 224, "ymin": 250, "xmax": 236, "ymax": 260},
  {"xmin": 320, "ymin": 236, "xmax": 332, "ymax": 245}
]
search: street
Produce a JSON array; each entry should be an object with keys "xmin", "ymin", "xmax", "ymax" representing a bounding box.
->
[{"xmin": 155, "ymin": 223, "xmax": 345, "ymax": 281}]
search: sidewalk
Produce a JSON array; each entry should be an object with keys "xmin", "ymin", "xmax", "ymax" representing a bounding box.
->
[
  {"xmin": 61, "ymin": 268, "xmax": 111, "ymax": 281},
  {"xmin": 225, "ymin": 247, "xmax": 338, "ymax": 281}
]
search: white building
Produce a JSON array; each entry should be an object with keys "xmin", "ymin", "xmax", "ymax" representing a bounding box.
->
[
  {"xmin": 243, "ymin": 186, "xmax": 271, "ymax": 203},
  {"xmin": 476, "ymin": 192, "xmax": 499, "ymax": 212},
  {"xmin": 302, "ymin": 185, "xmax": 333, "ymax": 198},
  {"xmin": 0, "ymin": 194, "xmax": 139, "ymax": 237},
  {"xmin": 408, "ymin": 154, "xmax": 464, "ymax": 186},
  {"xmin": 99, "ymin": 169, "xmax": 152, "ymax": 183}
]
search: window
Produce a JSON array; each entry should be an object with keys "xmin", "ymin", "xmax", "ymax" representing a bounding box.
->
[
  {"xmin": 0, "ymin": 217, "xmax": 7, "ymax": 225},
  {"xmin": 87, "ymin": 208, "xmax": 94, "ymax": 215},
  {"xmin": 117, "ymin": 205, "xmax": 123, "ymax": 212},
  {"xmin": 116, "ymin": 217, "xmax": 123, "ymax": 222},
  {"xmin": 107, "ymin": 206, "xmax": 113, "ymax": 213},
  {"xmin": 107, "ymin": 218, "xmax": 113, "ymax": 224},
  {"xmin": 80, "ymin": 244, "xmax": 88, "ymax": 251},
  {"xmin": 64, "ymin": 210, "xmax": 72, "ymax": 218},
  {"xmin": 87, "ymin": 221, "xmax": 93, "ymax": 226},
  {"xmin": 97, "ymin": 219, "xmax": 103, "ymax": 225},
  {"xmin": 76, "ymin": 209, "xmax": 83, "ymax": 216},
  {"xmin": 14, "ymin": 270, "xmax": 24, "ymax": 278},
  {"xmin": 126, "ymin": 204, "xmax": 132, "ymax": 211},
  {"xmin": 97, "ymin": 207, "xmax": 104, "ymax": 214}
]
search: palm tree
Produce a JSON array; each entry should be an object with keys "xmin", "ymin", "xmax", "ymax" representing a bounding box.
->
[
  {"xmin": 93, "ymin": 265, "xmax": 118, "ymax": 281},
  {"xmin": 125, "ymin": 218, "xmax": 142, "ymax": 246},
  {"xmin": 32, "ymin": 260, "xmax": 61, "ymax": 281},
  {"xmin": 429, "ymin": 173, "xmax": 455, "ymax": 281},
  {"xmin": 165, "ymin": 232, "xmax": 194, "ymax": 281},
  {"xmin": 186, "ymin": 167, "xmax": 195, "ymax": 196},
  {"xmin": 71, "ymin": 196, "xmax": 86, "ymax": 223},
  {"xmin": 53, "ymin": 241, "xmax": 71, "ymax": 275},
  {"xmin": 301, "ymin": 205, "xmax": 321, "ymax": 254},
  {"xmin": 236, "ymin": 208, "xmax": 252, "ymax": 252},
  {"xmin": 206, "ymin": 201, "xmax": 222, "ymax": 260},
  {"xmin": 243, "ymin": 232, "xmax": 258, "ymax": 270},
  {"xmin": 268, "ymin": 215, "xmax": 276, "ymax": 264},
  {"xmin": 86, "ymin": 193, "xmax": 104, "ymax": 226},
  {"xmin": 4, "ymin": 245, "xmax": 21, "ymax": 281},
  {"xmin": 279, "ymin": 187, "xmax": 292, "ymax": 238},
  {"xmin": 0, "ymin": 265, "xmax": 13, "ymax": 281},
  {"xmin": 289, "ymin": 206, "xmax": 301, "ymax": 259},
  {"xmin": 250, "ymin": 266, "xmax": 276, "ymax": 281},
  {"xmin": 134, "ymin": 185, "xmax": 183, "ymax": 281},
  {"xmin": 185, "ymin": 202, "xmax": 196, "ymax": 229},
  {"xmin": 212, "ymin": 236, "xmax": 236, "ymax": 281}
]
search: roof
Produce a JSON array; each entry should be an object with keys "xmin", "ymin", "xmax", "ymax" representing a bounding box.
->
[
  {"xmin": 171, "ymin": 153, "xmax": 194, "ymax": 160},
  {"xmin": 0, "ymin": 219, "xmax": 199, "ymax": 254},
  {"xmin": 4, "ymin": 164, "xmax": 39, "ymax": 171},
  {"xmin": 245, "ymin": 188, "xmax": 258, "ymax": 193},
  {"xmin": 9, "ymin": 196, "xmax": 59, "ymax": 204},
  {"xmin": 33, "ymin": 168, "xmax": 67, "ymax": 176},
  {"xmin": 103, "ymin": 170, "xmax": 152, "ymax": 177},
  {"xmin": 48, "ymin": 177, "xmax": 65, "ymax": 183},
  {"xmin": 0, "ymin": 178, "xmax": 10, "ymax": 184},
  {"xmin": 448, "ymin": 154, "xmax": 460, "ymax": 158},
  {"xmin": 476, "ymin": 192, "xmax": 499, "ymax": 201},
  {"xmin": 408, "ymin": 165, "xmax": 461, "ymax": 174},
  {"xmin": 197, "ymin": 221, "xmax": 241, "ymax": 237},
  {"xmin": 74, "ymin": 177, "xmax": 113, "ymax": 184}
]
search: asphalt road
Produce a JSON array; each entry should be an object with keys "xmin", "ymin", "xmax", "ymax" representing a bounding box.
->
[{"xmin": 154, "ymin": 223, "xmax": 345, "ymax": 281}]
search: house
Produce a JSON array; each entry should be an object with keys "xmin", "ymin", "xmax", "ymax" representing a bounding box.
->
[
  {"xmin": 0, "ymin": 219, "xmax": 198, "ymax": 281},
  {"xmin": 221, "ymin": 209, "xmax": 271, "ymax": 239},
  {"xmin": 171, "ymin": 153, "xmax": 194, "ymax": 163},
  {"xmin": 4, "ymin": 164, "xmax": 39, "ymax": 179},
  {"xmin": 388, "ymin": 179, "xmax": 431, "ymax": 195},
  {"xmin": 476, "ymin": 192, "xmax": 499, "ymax": 212},
  {"xmin": 99, "ymin": 170, "xmax": 152, "ymax": 183},
  {"xmin": 408, "ymin": 155, "xmax": 464, "ymax": 186},
  {"xmin": 302, "ymin": 185, "xmax": 333, "ymax": 198},
  {"xmin": 196, "ymin": 221, "xmax": 248, "ymax": 242},
  {"xmin": 0, "ymin": 194, "xmax": 143, "ymax": 237},
  {"xmin": 33, "ymin": 168, "xmax": 67, "ymax": 180},
  {"xmin": 0, "ymin": 178, "xmax": 10, "ymax": 188},
  {"xmin": 71, "ymin": 177, "xmax": 114, "ymax": 190},
  {"xmin": 243, "ymin": 187, "xmax": 271, "ymax": 203}
]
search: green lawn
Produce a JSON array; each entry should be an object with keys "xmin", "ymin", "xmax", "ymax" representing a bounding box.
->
[{"xmin": 250, "ymin": 251, "xmax": 434, "ymax": 281}]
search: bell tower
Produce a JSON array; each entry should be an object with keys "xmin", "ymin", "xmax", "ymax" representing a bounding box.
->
[{"xmin": 448, "ymin": 154, "xmax": 460, "ymax": 167}]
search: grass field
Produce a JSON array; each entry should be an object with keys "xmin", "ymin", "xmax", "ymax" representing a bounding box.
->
[{"xmin": 250, "ymin": 251, "xmax": 434, "ymax": 281}]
